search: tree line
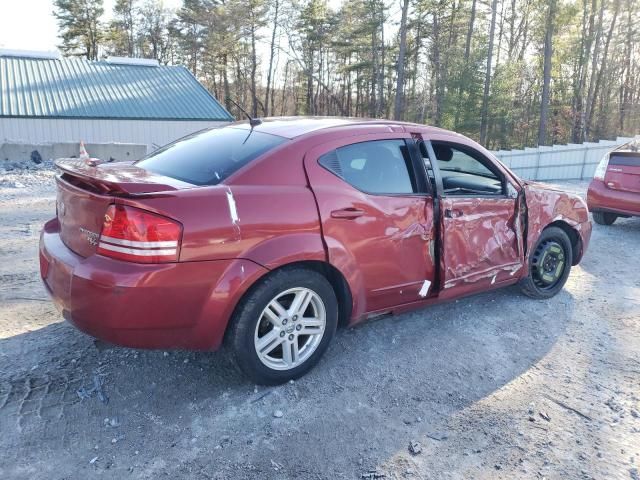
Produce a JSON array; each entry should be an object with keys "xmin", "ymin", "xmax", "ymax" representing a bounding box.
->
[{"xmin": 54, "ymin": 0, "xmax": 639, "ymax": 149}]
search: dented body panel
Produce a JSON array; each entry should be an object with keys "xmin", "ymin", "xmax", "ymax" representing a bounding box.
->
[
  {"xmin": 303, "ymin": 132, "xmax": 437, "ymax": 321},
  {"xmin": 523, "ymin": 182, "xmax": 591, "ymax": 265},
  {"xmin": 438, "ymin": 197, "xmax": 523, "ymax": 297},
  {"xmin": 40, "ymin": 117, "xmax": 592, "ymax": 351}
]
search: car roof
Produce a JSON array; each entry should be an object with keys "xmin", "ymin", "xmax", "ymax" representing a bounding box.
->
[{"xmin": 228, "ymin": 116, "xmax": 449, "ymax": 139}]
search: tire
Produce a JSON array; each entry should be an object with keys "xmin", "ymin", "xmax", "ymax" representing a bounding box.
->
[
  {"xmin": 592, "ymin": 211, "xmax": 617, "ymax": 225},
  {"xmin": 227, "ymin": 267, "xmax": 338, "ymax": 385},
  {"xmin": 519, "ymin": 226, "xmax": 573, "ymax": 299}
]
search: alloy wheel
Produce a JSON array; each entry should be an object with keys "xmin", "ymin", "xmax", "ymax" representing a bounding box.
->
[{"xmin": 254, "ymin": 287, "xmax": 326, "ymax": 371}]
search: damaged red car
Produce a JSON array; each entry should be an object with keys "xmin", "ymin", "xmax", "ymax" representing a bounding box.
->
[{"xmin": 40, "ymin": 118, "xmax": 591, "ymax": 384}]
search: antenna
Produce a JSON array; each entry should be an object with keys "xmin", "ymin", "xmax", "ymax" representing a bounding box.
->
[{"xmin": 227, "ymin": 98, "xmax": 262, "ymax": 127}]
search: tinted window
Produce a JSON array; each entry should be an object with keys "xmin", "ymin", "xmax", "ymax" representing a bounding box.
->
[
  {"xmin": 136, "ymin": 127, "xmax": 286, "ymax": 185},
  {"xmin": 319, "ymin": 139, "xmax": 417, "ymax": 194},
  {"xmin": 609, "ymin": 153, "xmax": 640, "ymax": 167}
]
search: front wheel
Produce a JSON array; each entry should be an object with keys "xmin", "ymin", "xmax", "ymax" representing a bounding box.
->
[
  {"xmin": 227, "ymin": 267, "xmax": 338, "ymax": 385},
  {"xmin": 592, "ymin": 211, "xmax": 617, "ymax": 225},
  {"xmin": 519, "ymin": 226, "xmax": 573, "ymax": 299}
]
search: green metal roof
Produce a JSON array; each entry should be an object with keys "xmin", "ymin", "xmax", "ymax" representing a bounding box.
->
[{"xmin": 0, "ymin": 55, "xmax": 233, "ymax": 121}]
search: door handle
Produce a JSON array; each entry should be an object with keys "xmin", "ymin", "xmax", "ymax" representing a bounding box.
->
[
  {"xmin": 444, "ymin": 208, "xmax": 464, "ymax": 218},
  {"xmin": 330, "ymin": 208, "xmax": 365, "ymax": 219}
]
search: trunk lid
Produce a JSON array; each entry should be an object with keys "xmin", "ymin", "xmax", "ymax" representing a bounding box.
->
[
  {"xmin": 55, "ymin": 159, "xmax": 192, "ymax": 257},
  {"xmin": 604, "ymin": 151, "xmax": 640, "ymax": 194}
]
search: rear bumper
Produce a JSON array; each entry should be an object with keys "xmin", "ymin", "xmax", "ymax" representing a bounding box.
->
[
  {"xmin": 39, "ymin": 218, "xmax": 268, "ymax": 350},
  {"xmin": 587, "ymin": 179, "xmax": 640, "ymax": 217}
]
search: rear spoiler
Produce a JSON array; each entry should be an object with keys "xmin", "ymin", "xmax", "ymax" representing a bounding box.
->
[{"xmin": 55, "ymin": 159, "xmax": 189, "ymax": 195}]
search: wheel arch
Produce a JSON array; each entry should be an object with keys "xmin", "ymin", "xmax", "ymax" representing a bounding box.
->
[
  {"xmin": 225, "ymin": 260, "xmax": 354, "ymax": 340},
  {"xmin": 289, "ymin": 260, "xmax": 354, "ymax": 327}
]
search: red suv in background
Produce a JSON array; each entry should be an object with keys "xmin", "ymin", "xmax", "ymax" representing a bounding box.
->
[
  {"xmin": 587, "ymin": 140, "xmax": 640, "ymax": 225},
  {"xmin": 40, "ymin": 118, "xmax": 591, "ymax": 384}
]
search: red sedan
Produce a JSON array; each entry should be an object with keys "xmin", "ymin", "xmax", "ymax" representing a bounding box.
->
[{"xmin": 40, "ymin": 118, "xmax": 591, "ymax": 384}]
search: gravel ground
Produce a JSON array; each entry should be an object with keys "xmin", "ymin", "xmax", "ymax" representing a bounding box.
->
[{"xmin": 0, "ymin": 167, "xmax": 639, "ymax": 480}]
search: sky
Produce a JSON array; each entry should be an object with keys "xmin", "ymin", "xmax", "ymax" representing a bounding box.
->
[
  {"xmin": 0, "ymin": 0, "xmax": 352, "ymax": 53},
  {"xmin": 0, "ymin": 0, "xmax": 378, "ymax": 88},
  {"xmin": 0, "ymin": 0, "xmax": 182, "ymax": 51}
]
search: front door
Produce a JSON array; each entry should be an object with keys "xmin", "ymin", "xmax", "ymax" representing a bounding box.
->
[
  {"xmin": 304, "ymin": 134, "xmax": 436, "ymax": 318},
  {"xmin": 422, "ymin": 139, "xmax": 524, "ymax": 297}
]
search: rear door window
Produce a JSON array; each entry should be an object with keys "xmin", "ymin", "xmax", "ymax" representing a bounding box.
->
[
  {"xmin": 319, "ymin": 139, "xmax": 418, "ymax": 194},
  {"xmin": 136, "ymin": 127, "xmax": 287, "ymax": 185}
]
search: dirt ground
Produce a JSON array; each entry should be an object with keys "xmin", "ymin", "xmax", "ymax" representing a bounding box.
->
[{"xmin": 0, "ymin": 168, "xmax": 638, "ymax": 480}]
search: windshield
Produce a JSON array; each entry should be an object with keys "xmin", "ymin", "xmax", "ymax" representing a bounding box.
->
[{"xmin": 136, "ymin": 127, "xmax": 287, "ymax": 186}]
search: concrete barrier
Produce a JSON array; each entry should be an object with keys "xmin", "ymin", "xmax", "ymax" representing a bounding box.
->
[{"xmin": 1, "ymin": 141, "xmax": 148, "ymax": 166}]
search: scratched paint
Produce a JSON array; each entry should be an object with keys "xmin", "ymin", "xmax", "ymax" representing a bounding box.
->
[
  {"xmin": 302, "ymin": 132, "xmax": 437, "ymax": 315},
  {"xmin": 225, "ymin": 187, "xmax": 242, "ymax": 241},
  {"xmin": 439, "ymin": 197, "xmax": 523, "ymax": 291},
  {"xmin": 226, "ymin": 188, "xmax": 240, "ymax": 223},
  {"xmin": 523, "ymin": 182, "xmax": 592, "ymax": 265}
]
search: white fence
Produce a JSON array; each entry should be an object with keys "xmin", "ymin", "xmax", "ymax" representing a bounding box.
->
[{"xmin": 492, "ymin": 136, "xmax": 639, "ymax": 181}]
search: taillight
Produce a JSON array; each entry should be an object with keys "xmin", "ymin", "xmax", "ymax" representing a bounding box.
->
[
  {"xmin": 97, "ymin": 205, "xmax": 182, "ymax": 263},
  {"xmin": 593, "ymin": 153, "xmax": 610, "ymax": 180}
]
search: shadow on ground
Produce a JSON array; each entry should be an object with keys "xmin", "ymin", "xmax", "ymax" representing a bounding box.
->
[{"xmin": 0, "ymin": 283, "xmax": 573, "ymax": 479}]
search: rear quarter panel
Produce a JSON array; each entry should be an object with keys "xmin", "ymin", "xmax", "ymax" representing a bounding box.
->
[
  {"xmin": 114, "ymin": 145, "xmax": 326, "ymax": 348},
  {"xmin": 119, "ymin": 184, "xmax": 325, "ymax": 267}
]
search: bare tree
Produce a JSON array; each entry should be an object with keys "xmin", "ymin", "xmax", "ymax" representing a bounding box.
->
[
  {"xmin": 538, "ymin": 0, "xmax": 556, "ymax": 146},
  {"xmin": 264, "ymin": 0, "xmax": 280, "ymax": 116},
  {"xmin": 394, "ymin": 0, "xmax": 411, "ymax": 120},
  {"xmin": 480, "ymin": 0, "xmax": 498, "ymax": 145}
]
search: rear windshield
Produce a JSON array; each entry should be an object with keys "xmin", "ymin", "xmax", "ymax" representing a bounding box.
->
[
  {"xmin": 136, "ymin": 127, "xmax": 287, "ymax": 185},
  {"xmin": 609, "ymin": 153, "xmax": 640, "ymax": 167}
]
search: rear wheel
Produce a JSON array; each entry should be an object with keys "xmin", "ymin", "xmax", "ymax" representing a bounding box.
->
[
  {"xmin": 227, "ymin": 267, "xmax": 338, "ymax": 385},
  {"xmin": 592, "ymin": 211, "xmax": 617, "ymax": 225},
  {"xmin": 519, "ymin": 227, "xmax": 572, "ymax": 299}
]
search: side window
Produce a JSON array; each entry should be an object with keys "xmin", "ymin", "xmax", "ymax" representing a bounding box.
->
[
  {"xmin": 318, "ymin": 139, "xmax": 417, "ymax": 195},
  {"xmin": 430, "ymin": 142, "xmax": 504, "ymax": 195}
]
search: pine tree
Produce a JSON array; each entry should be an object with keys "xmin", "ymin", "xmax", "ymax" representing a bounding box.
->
[
  {"xmin": 107, "ymin": 0, "xmax": 136, "ymax": 56},
  {"xmin": 53, "ymin": 0, "xmax": 104, "ymax": 60}
]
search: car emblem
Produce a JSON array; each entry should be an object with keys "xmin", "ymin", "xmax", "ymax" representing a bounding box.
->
[{"xmin": 79, "ymin": 227, "xmax": 99, "ymax": 246}]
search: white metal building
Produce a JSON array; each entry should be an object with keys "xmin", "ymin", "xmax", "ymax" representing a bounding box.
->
[{"xmin": 0, "ymin": 50, "xmax": 233, "ymax": 151}]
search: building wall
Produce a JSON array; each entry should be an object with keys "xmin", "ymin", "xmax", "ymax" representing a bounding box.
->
[{"xmin": 0, "ymin": 118, "xmax": 230, "ymax": 152}]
